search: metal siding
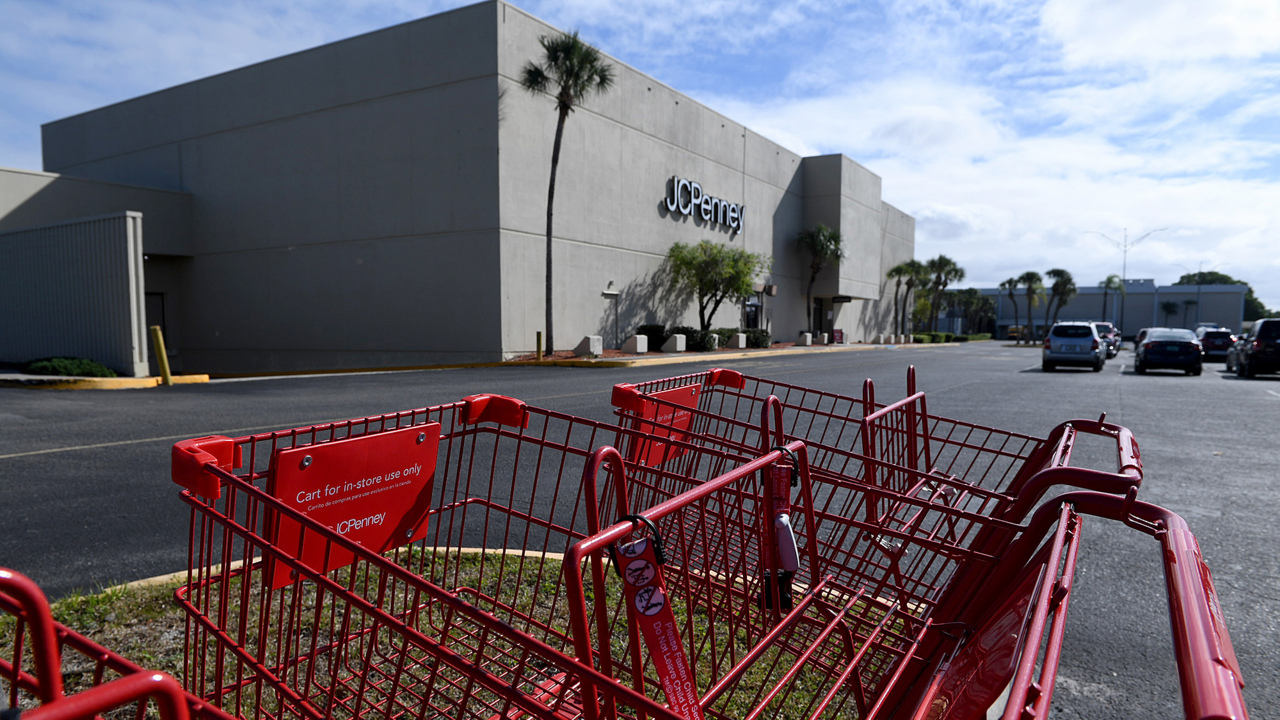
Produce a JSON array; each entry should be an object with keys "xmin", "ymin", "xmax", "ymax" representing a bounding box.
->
[{"xmin": 0, "ymin": 212, "xmax": 149, "ymax": 376}]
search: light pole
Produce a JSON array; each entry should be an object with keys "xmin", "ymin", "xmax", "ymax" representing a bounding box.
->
[
  {"xmin": 1176, "ymin": 261, "xmax": 1223, "ymax": 327},
  {"xmin": 1087, "ymin": 227, "xmax": 1167, "ymax": 336}
]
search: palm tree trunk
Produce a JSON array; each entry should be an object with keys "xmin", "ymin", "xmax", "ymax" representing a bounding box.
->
[
  {"xmin": 1044, "ymin": 295, "xmax": 1054, "ymax": 336},
  {"xmin": 544, "ymin": 107, "xmax": 568, "ymax": 354},
  {"xmin": 892, "ymin": 280, "xmax": 901, "ymax": 339}
]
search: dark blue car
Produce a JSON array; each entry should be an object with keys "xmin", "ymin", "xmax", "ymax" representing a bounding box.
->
[{"xmin": 1134, "ymin": 328, "xmax": 1203, "ymax": 375}]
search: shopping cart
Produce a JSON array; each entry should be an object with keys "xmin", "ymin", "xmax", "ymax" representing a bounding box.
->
[
  {"xmin": 168, "ymin": 392, "xmax": 1246, "ymax": 720},
  {"xmin": 610, "ymin": 366, "xmax": 1144, "ymax": 521},
  {"xmin": 0, "ymin": 567, "xmax": 238, "ymax": 720}
]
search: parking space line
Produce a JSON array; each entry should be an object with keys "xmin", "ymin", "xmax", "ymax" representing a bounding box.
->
[
  {"xmin": 1268, "ymin": 390, "xmax": 1280, "ymax": 400},
  {"xmin": 1022, "ymin": 364, "xmax": 1041, "ymax": 372},
  {"xmin": 0, "ymin": 420, "xmax": 335, "ymax": 460}
]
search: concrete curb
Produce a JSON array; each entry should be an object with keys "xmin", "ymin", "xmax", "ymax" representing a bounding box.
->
[{"xmin": 0, "ymin": 374, "xmax": 210, "ymax": 390}]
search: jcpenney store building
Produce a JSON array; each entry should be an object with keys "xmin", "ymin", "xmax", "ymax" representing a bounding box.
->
[{"xmin": 0, "ymin": 0, "xmax": 914, "ymax": 376}]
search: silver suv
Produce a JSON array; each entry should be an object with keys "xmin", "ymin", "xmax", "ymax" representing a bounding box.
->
[{"xmin": 1043, "ymin": 322, "xmax": 1105, "ymax": 372}]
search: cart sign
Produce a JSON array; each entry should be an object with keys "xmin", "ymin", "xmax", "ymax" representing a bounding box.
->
[
  {"xmin": 627, "ymin": 384, "xmax": 701, "ymax": 467},
  {"xmin": 266, "ymin": 424, "xmax": 440, "ymax": 588}
]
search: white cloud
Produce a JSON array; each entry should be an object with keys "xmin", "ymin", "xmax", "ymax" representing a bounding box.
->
[{"xmin": 1041, "ymin": 0, "xmax": 1280, "ymax": 67}]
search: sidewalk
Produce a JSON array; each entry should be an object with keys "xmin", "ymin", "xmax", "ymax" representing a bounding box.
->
[{"xmin": 0, "ymin": 340, "xmax": 957, "ymax": 388}]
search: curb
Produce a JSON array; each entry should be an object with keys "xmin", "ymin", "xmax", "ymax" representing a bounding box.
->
[{"xmin": 0, "ymin": 374, "xmax": 210, "ymax": 390}]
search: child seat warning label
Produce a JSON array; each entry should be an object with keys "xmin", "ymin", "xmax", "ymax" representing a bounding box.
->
[{"xmin": 266, "ymin": 423, "xmax": 440, "ymax": 588}]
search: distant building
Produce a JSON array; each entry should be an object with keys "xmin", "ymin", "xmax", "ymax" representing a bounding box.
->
[
  {"xmin": 982, "ymin": 278, "xmax": 1246, "ymax": 339},
  {"xmin": 0, "ymin": 0, "xmax": 914, "ymax": 376}
]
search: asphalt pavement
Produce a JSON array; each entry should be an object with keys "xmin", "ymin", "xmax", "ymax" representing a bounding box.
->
[{"xmin": 1, "ymin": 342, "xmax": 1275, "ymax": 718}]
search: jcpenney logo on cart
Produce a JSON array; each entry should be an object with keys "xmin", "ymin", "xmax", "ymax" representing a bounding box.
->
[{"xmin": 663, "ymin": 176, "xmax": 744, "ymax": 235}]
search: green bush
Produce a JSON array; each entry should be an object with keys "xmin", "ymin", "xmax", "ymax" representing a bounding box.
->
[
  {"xmin": 636, "ymin": 324, "xmax": 666, "ymax": 350},
  {"xmin": 24, "ymin": 357, "xmax": 117, "ymax": 378},
  {"xmin": 670, "ymin": 325, "xmax": 717, "ymax": 352},
  {"xmin": 913, "ymin": 334, "xmax": 932, "ymax": 344},
  {"xmin": 744, "ymin": 328, "xmax": 772, "ymax": 348},
  {"xmin": 967, "ymin": 333, "xmax": 991, "ymax": 342},
  {"xmin": 711, "ymin": 328, "xmax": 739, "ymax": 348},
  {"xmin": 955, "ymin": 334, "xmax": 970, "ymax": 342}
]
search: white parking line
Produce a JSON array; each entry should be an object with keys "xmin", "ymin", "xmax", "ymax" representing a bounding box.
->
[
  {"xmin": 1023, "ymin": 364, "xmax": 1041, "ymax": 372},
  {"xmin": 1118, "ymin": 363, "xmax": 1126, "ymax": 373},
  {"xmin": 1268, "ymin": 390, "xmax": 1280, "ymax": 400}
]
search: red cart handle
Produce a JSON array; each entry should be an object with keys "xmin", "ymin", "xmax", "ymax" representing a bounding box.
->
[
  {"xmin": 23, "ymin": 672, "xmax": 191, "ymax": 720},
  {"xmin": 1010, "ymin": 493, "xmax": 1248, "ymax": 720}
]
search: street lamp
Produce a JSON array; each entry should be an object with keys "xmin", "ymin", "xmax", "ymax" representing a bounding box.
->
[
  {"xmin": 1175, "ymin": 261, "xmax": 1223, "ymax": 326},
  {"xmin": 1087, "ymin": 227, "xmax": 1167, "ymax": 335}
]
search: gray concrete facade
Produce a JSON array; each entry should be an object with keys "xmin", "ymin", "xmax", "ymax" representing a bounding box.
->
[
  {"xmin": 9, "ymin": 0, "xmax": 914, "ymax": 374},
  {"xmin": 985, "ymin": 279, "xmax": 1247, "ymax": 339}
]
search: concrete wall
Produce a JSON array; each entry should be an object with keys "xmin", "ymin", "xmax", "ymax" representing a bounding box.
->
[
  {"xmin": 42, "ymin": 3, "xmax": 506, "ymax": 373},
  {"xmin": 0, "ymin": 168, "xmax": 191, "ymax": 254},
  {"xmin": 0, "ymin": 212, "xmax": 148, "ymax": 376}
]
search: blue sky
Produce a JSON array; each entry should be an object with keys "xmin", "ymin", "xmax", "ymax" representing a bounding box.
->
[{"xmin": 3, "ymin": 0, "xmax": 1278, "ymax": 310}]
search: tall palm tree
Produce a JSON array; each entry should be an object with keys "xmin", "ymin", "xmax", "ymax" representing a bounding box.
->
[
  {"xmin": 1099, "ymin": 274, "xmax": 1124, "ymax": 322},
  {"xmin": 926, "ymin": 255, "xmax": 965, "ymax": 332},
  {"xmin": 1160, "ymin": 300, "xmax": 1179, "ymax": 325},
  {"xmin": 520, "ymin": 31, "xmax": 615, "ymax": 354},
  {"xmin": 887, "ymin": 259, "xmax": 926, "ymax": 337},
  {"xmin": 1018, "ymin": 271, "xmax": 1044, "ymax": 343},
  {"xmin": 1045, "ymin": 268, "xmax": 1076, "ymax": 327},
  {"xmin": 797, "ymin": 224, "xmax": 844, "ymax": 334},
  {"xmin": 999, "ymin": 277, "xmax": 1020, "ymax": 340}
]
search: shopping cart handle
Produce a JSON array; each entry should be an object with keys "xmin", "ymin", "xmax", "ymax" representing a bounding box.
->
[
  {"xmin": 171, "ymin": 436, "xmax": 240, "ymax": 500},
  {"xmin": 1028, "ymin": 493, "xmax": 1249, "ymax": 720},
  {"xmin": 705, "ymin": 368, "xmax": 745, "ymax": 389},
  {"xmin": 24, "ymin": 672, "xmax": 191, "ymax": 720}
]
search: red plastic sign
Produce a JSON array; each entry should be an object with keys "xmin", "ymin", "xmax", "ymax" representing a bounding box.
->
[
  {"xmin": 266, "ymin": 424, "xmax": 440, "ymax": 589},
  {"xmin": 616, "ymin": 537, "xmax": 705, "ymax": 720},
  {"xmin": 628, "ymin": 384, "xmax": 701, "ymax": 467}
]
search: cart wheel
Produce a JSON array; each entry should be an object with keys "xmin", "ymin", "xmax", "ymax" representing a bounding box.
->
[{"xmin": 1042, "ymin": 361, "xmax": 1054, "ymax": 372}]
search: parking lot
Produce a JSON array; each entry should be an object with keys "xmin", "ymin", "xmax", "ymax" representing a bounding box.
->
[{"xmin": 1, "ymin": 341, "xmax": 1275, "ymax": 718}]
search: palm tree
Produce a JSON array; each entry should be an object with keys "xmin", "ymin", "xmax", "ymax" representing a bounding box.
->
[
  {"xmin": 1160, "ymin": 300, "xmax": 1179, "ymax": 325},
  {"xmin": 520, "ymin": 31, "xmax": 615, "ymax": 354},
  {"xmin": 1045, "ymin": 268, "xmax": 1076, "ymax": 327},
  {"xmin": 1017, "ymin": 271, "xmax": 1044, "ymax": 343},
  {"xmin": 926, "ymin": 255, "xmax": 965, "ymax": 332},
  {"xmin": 887, "ymin": 259, "xmax": 926, "ymax": 338},
  {"xmin": 796, "ymin": 224, "xmax": 844, "ymax": 334},
  {"xmin": 999, "ymin": 277, "xmax": 1020, "ymax": 341},
  {"xmin": 1182, "ymin": 299, "xmax": 1198, "ymax": 328},
  {"xmin": 1099, "ymin": 274, "xmax": 1124, "ymax": 322}
]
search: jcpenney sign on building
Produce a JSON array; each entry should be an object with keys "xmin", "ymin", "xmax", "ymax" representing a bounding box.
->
[{"xmin": 664, "ymin": 176, "xmax": 744, "ymax": 235}]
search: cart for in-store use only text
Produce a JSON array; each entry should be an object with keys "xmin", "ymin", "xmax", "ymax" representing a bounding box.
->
[
  {"xmin": 167, "ymin": 382, "xmax": 1247, "ymax": 720},
  {"xmin": 1, "ymin": 567, "xmax": 240, "ymax": 720}
]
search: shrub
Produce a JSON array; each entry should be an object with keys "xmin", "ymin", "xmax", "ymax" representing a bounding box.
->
[
  {"xmin": 711, "ymin": 328, "xmax": 739, "ymax": 348},
  {"xmin": 669, "ymin": 325, "xmax": 717, "ymax": 352},
  {"xmin": 636, "ymin": 324, "xmax": 666, "ymax": 350},
  {"xmin": 24, "ymin": 357, "xmax": 117, "ymax": 378},
  {"xmin": 744, "ymin": 328, "xmax": 772, "ymax": 348},
  {"xmin": 913, "ymin": 334, "xmax": 932, "ymax": 344},
  {"xmin": 955, "ymin": 335, "xmax": 969, "ymax": 342},
  {"xmin": 967, "ymin": 333, "xmax": 991, "ymax": 342}
]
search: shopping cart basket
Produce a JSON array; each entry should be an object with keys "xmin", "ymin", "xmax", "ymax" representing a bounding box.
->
[
  {"xmin": 0, "ymin": 567, "xmax": 238, "ymax": 720},
  {"xmin": 169, "ymin": 392, "xmax": 1245, "ymax": 720}
]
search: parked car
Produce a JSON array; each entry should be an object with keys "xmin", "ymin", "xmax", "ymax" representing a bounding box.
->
[
  {"xmin": 1225, "ymin": 335, "xmax": 1248, "ymax": 372},
  {"xmin": 1042, "ymin": 322, "xmax": 1105, "ymax": 372},
  {"xmin": 1195, "ymin": 327, "xmax": 1236, "ymax": 362},
  {"xmin": 1134, "ymin": 328, "xmax": 1203, "ymax": 375},
  {"xmin": 1092, "ymin": 321, "xmax": 1121, "ymax": 358},
  {"xmin": 1235, "ymin": 317, "xmax": 1280, "ymax": 378}
]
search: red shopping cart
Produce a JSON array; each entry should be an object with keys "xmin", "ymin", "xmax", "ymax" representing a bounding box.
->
[
  {"xmin": 0, "ymin": 567, "xmax": 238, "ymax": 720},
  {"xmin": 168, "ymin": 391, "xmax": 1246, "ymax": 720}
]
